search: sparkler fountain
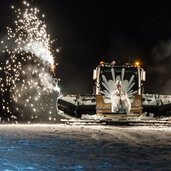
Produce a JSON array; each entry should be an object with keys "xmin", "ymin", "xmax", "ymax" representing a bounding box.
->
[{"xmin": 0, "ymin": 1, "xmax": 60, "ymax": 122}]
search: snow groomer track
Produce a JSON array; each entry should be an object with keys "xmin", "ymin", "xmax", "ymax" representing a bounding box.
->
[{"xmin": 61, "ymin": 118, "xmax": 171, "ymax": 126}]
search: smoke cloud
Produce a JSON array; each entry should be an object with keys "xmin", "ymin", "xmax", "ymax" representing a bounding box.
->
[
  {"xmin": 23, "ymin": 41, "xmax": 54, "ymax": 65},
  {"xmin": 151, "ymin": 40, "xmax": 171, "ymax": 94},
  {"xmin": 152, "ymin": 40, "xmax": 171, "ymax": 61}
]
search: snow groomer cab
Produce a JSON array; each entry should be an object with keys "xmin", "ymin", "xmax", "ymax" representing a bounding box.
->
[{"xmin": 93, "ymin": 61, "xmax": 146, "ymax": 117}]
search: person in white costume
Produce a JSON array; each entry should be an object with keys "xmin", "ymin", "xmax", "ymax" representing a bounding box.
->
[{"xmin": 111, "ymin": 82, "xmax": 131, "ymax": 113}]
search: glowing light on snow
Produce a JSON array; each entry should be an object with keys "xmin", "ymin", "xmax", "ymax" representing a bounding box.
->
[{"xmin": 0, "ymin": 1, "xmax": 60, "ymax": 121}]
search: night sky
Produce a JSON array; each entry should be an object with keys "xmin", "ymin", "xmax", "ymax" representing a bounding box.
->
[{"xmin": 1, "ymin": 0, "xmax": 171, "ymax": 94}]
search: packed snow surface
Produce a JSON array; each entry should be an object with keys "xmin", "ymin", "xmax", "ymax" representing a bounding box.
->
[{"xmin": 0, "ymin": 124, "xmax": 171, "ymax": 170}]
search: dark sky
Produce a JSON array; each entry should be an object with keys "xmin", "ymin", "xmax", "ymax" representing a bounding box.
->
[{"xmin": 1, "ymin": 0, "xmax": 171, "ymax": 94}]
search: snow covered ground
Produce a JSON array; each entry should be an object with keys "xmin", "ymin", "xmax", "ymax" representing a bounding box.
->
[{"xmin": 0, "ymin": 124, "xmax": 171, "ymax": 170}]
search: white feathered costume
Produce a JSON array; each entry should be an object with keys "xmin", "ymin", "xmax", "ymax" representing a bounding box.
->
[{"xmin": 111, "ymin": 83, "xmax": 131, "ymax": 113}]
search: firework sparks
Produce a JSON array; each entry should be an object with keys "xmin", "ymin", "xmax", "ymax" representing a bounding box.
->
[{"xmin": 0, "ymin": 1, "xmax": 60, "ymax": 122}]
